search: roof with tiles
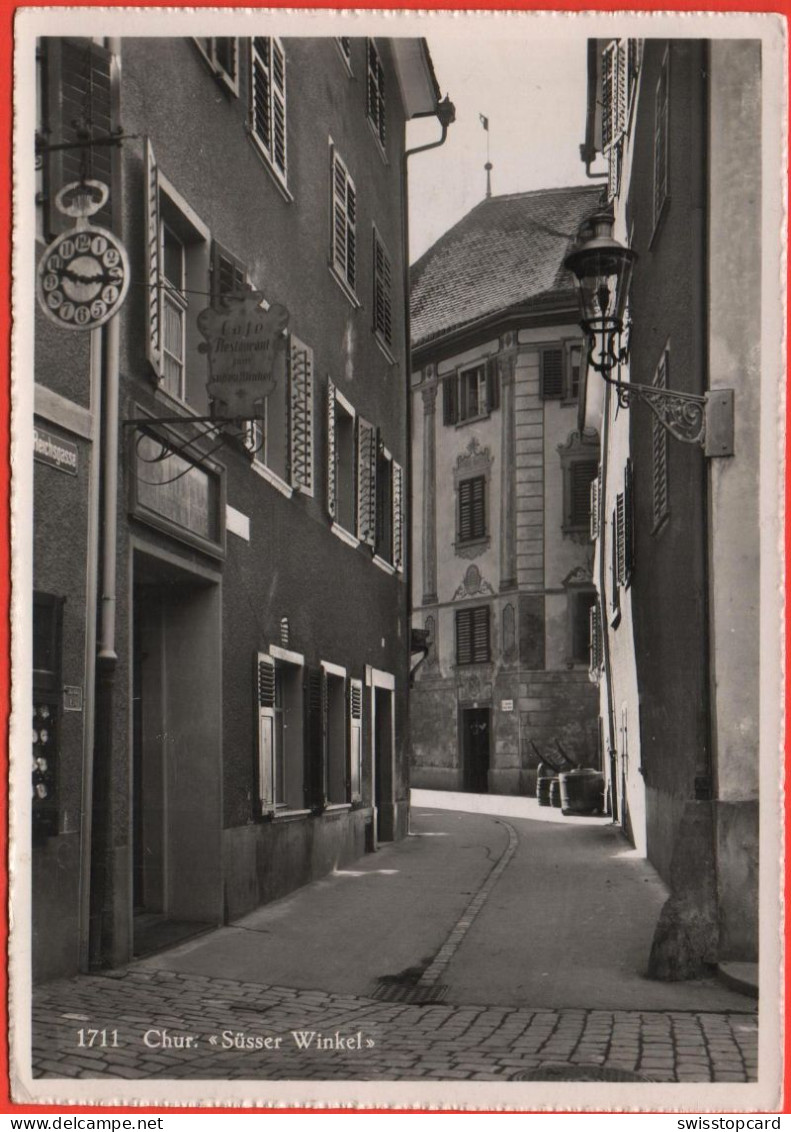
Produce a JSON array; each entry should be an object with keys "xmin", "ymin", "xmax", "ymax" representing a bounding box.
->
[{"xmin": 410, "ymin": 184, "xmax": 604, "ymax": 349}]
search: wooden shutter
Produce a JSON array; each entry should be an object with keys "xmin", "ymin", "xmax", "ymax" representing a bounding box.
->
[
  {"xmin": 616, "ymin": 493, "xmax": 626, "ymax": 586},
  {"xmin": 601, "ymin": 40, "xmax": 617, "ymax": 152},
  {"xmin": 211, "ymin": 241, "xmax": 247, "ymax": 307},
  {"xmin": 332, "ymin": 151, "xmax": 356, "ymax": 291},
  {"xmin": 589, "ymin": 603, "xmax": 603, "ymax": 676},
  {"xmin": 623, "ymin": 458, "xmax": 635, "ymax": 586},
  {"xmin": 590, "ymin": 473, "xmax": 600, "ymax": 540},
  {"xmin": 144, "ymin": 138, "xmax": 163, "ymax": 381},
  {"xmin": 41, "ymin": 38, "xmax": 117, "ymax": 238},
  {"xmin": 327, "ymin": 379, "xmax": 337, "ymax": 520},
  {"xmin": 288, "ymin": 336, "xmax": 314, "ymax": 494},
  {"xmin": 540, "ymin": 348, "xmax": 564, "ymax": 398},
  {"xmin": 459, "ymin": 476, "xmax": 485, "ymax": 542},
  {"xmin": 373, "ymin": 231, "xmax": 393, "ymax": 347},
  {"xmin": 348, "ymin": 678, "xmax": 363, "ymax": 802},
  {"xmin": 251, "ymin": 38, "xmax": 272, "ymax": 156},
  {"xmin": 392, "ymin": 461, "xmax": 404, "ymax": 571},
  {"xmin": 654, "ymin": 51, "xmax": 670, "ymax": 226},
  {"xmin": 571, "ymin": 461, "xmax": 598, "ymax": 527},
  {"xmin": 271, "ymin": 38, "xmax": 287, "ymax": 178},
  {"xmin": 611, "ymin": 506, "xmax": 622, "ymax": 619},
  {"xmin": 443, "ymin": 376, "xmax": 459, "ymax": 426},
  {"xmin": 614, "ymin": 40, "xmax": 628, "ymax": 141},
  {"xmin": 305, "ymin": 667, "xmax": 327, "ymax": 812},
  {"xmin": 356, "ymin": 417, "xmax": 376, "ymax": 547},
  {"xmin": 255, "ymin": 652, "xmax": 276, "ymax": 811},
  {"xmin": 367, "ymin": 39, "xmax": 386, "ymax": 146},
  {"xmin": 652, "ymin": 352, "xmax": 669, "ymax": 526},
  {"xmin": 456, "ymin": 608, "xmax": 472, "ymax": 665},
  {"xmin": 486, "ymin": 357, "xmax": 500, "ymax": 412},
  {"xmin": 456, "ymin": 606, "xmax": 490, "ymax": 665}
]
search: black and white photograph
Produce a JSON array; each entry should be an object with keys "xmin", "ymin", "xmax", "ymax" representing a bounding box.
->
[{"xmin": 12, "ymin": 8, "xmax": 784, "ymax": 1111}]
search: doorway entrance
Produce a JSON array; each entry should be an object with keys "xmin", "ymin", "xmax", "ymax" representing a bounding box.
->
[
  {"xmin": 461, "ymin": 707, "xmax": 490, "ymax": 793},
  {"xmin": 132, "ymin": 550, "xmax": 222, "ymax": 957}
]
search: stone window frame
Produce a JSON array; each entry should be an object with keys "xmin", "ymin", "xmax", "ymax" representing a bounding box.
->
[{"xmin": 557, "ymin": 429, "xmax": 600, "ymax": 539}]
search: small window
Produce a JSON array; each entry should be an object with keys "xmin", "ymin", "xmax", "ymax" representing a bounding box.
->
[
  {"xmin": 456, "ymin": 605, "xmax": 491, "ymax": 666},
  {"xmin": 195, "ymin": 37, "xmax": 239, "ymax": 95},
  {"xmin": 255, "ymin": 651, "xmax": 306, "ymax": 814},
  {"xmin": 250, "ymin": 37, "xmax": 288, "ymax": 189},
  {"xmin": 328, "ymin": 382, "xmax": 356, "ymax": 534},
  {"xmin": 330, "ymin": 147, "xmax": 357, "ymax": 298},
  {"xmin": 372, "ymin": 228, "xmax": 393, "ymax": 352},
  {"xmin": 458, "ymin": 475, "xmax": 486, "ymax": 543},
  {"xmin": 569, "ymin": 588, "xmax": 597, "ymax": 666},
  {"xmin": 367, "ymin": 39, "xmax": 386, "ymax": 149},
  {"xmin": 653, "ymin": 48, "xmax": 670, "ymax": 231},
  {"xmin": 443, "ymin": 360, "xmax": 499, "ymax": 425}
]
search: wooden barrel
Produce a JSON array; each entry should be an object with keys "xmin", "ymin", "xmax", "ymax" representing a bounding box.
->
[
  {"xmin": 549, "ymin": 777, "xmax": 562, "ymax": 808},
  {"xmin": 559, "ymin": 768, "xmax": 605, "ymax": 815},
  {"xmin": 536, "ymin": 762, "xmax": 555, "ymax": 807}
]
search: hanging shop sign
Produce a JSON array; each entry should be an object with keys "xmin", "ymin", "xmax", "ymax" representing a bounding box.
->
[
  {"xmin": 197, "ymin": 294, "xmax": 289, "ymax": 419},
  {"xmin": 34, "ymin": 426, "xmax": 78, "ymax": 475},
  {"xmin": 36, "ymin": 180, "xmax": 130, "ymax": 331}
]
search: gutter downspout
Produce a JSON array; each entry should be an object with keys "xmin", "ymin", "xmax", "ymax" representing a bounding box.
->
[
  {"xmin": 401, "ymin": 94, "xmax": 455, "ymax": 812},
  {"xmin": 77, "ymin": 328, "xmax": 102, "ymax": 972}
]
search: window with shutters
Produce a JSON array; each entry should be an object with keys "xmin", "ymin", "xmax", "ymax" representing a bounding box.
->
[
  {"xmin": 443, "ymin": 359, "xmax": 499, "ymax": 425},
  {"xmin": 457, "ymin": 475, "xmax": 487, "ymax": 545},
  {"xmin": 610, "ymin": 506, "xmax": 621, "ymax": 628},
  {"xmin": 144, "ymin": 142, "xmax": 211, "ymax": 409},
  {"xmin": 38, "ymin": 38, "xmax": 119, "ymax": 240},
  {"xmin": 653, "ymin": 48, "xmax": 670, "ymax": 234},
  {"xmin": 616, "ymin": 459, "xmax": 635, "ymax": 587},
  {"xmin": 589, "ymin": 599, "xmax": 604, "ymax": 678},
  {"xmin": 194, "ymin": 37, "xmax": 239, "ymax": 96},
  {"xmin": 372, "ymin": 227, "xmax": 394, "ymax": 354},
  {"xmin": 250, "ymin": 37, "xmax": 288, "ymax": 192},
  {"xmin": 255, "ymin": 650, "xmax": 306, "ymax": 814},
  {"xmin": 590, "ymin": 473, "xmax": 601, "ymax": 540},
  {"xmin": 348, "ymin": 678, "xmax": 364, "ymax": 803},
  {"xmin": 366, "ymin": 39, "xmax": 386, "ymax": 151},
  {"xmin": 322, "ymin": 666, "xmax": 350, "ymax": 806},
  {"xmin": 327, "ymin": 382, "xmax": 357, "ymax": 536},
  {"xmin": 601, "ymin": 39, "xmax": 628, "ymax": 202},
  {"xmin": 652, "ymin": 348, "xmax": 670, "ymax": 530},
  {"xmin": 456, "ymin": 606, "xmax": 491, "ymax": 666},
  {"xmin": 566, "ymin": 460, "xmax": 598, "ymax": 532},
  {"xmin": 566, "ymin": 342, "xmax": 584, "ymax": 401},
  {"xmin": 330, "ymin": 146, "xmax": 357, "ymax": 300}
]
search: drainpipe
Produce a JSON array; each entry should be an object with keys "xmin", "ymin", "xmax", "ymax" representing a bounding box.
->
[
  {"xmin": 401, "ymin": 93, "xmax": 455, "ymax": 805},
  {"xmin": 89, "ymin": 35, "xmax": 123, "ymax": 968},
  {"xmin": 77, "ymin": 328, "xmax": 103, "ymax": 971},
  {"xmin": 597, "ymin": 383, "xmax": 619, "ymax": 816}
]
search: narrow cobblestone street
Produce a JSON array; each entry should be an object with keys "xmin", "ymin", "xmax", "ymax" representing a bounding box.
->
[{"xmin": 29, "ymin": 796, "xmax": 758, "ymax": 1088}]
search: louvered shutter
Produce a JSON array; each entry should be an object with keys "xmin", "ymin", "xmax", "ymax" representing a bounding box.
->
[
  {"xmin": 589, "ymin": 603, "xmax": 603, "ymax": 676},
  {"xmin": 211, "ymin": 241, "xmax": 247, "ymax": 307},
  {"xmin": 288, "ymin": 336, "xmax": 313, "ymax": 494},
  {"xmin": 456, "ymin": 609, "xmax": 472, "ymax": 665},
  {"xmin": 601, "ymin": 41, "xmax": 617, "ymax": 152},
  {"xmin": 611, "ymin": 506, "xmax": 622, "ymax": 619},
  {"xmin": 616, "ymin": 493, "xmax": 626, "ymax": 585},
  {"xmin": 392, "ymin": 461, "xmax": 404, "ymax": 571},
  {"xmin": 367, "ymin": 40, "xmax": 386, "ymax": 147},
  {"xmin": 144, "ymin": 138, "xmax": 163, "ymax": 381},
  {"xmin": 571, "ymin": 461, "xmax": 598, "ymax": 528},
  {"xmin": 271, "ymin": 38, "xmax": 287, "ymax": 179},
  {"xmin": 459, "ymin": 476, "xmax": 486, "ymax": 542},
  {"xmin": 251, "ymin": 38, "xmax": 272, "ymax": 155},
  {"xmin": 486, "ymin": 357, "xmax": 500, "ymax": 411},
  {"xmin": 590, "ymin": 474, "xmax": 600, "ymax": 540},
  {"xmin": 305, "ymin": 667, "xmax": 327, "ymax": 811},
  {"xmin": 615, "ymin": 40, "xmax": 628, "ymax": 141},
  {"xmin": 623, "ymin": 458, "xmax": 635, "ymax": 586},
  {"xmin": 42, "ymin": 39, "xmax": 117, "ymax": 238},
  {"xmin": 472, "ymin": 606, "xmax": 490, "ymax": 663},
  {"xmin": 348, "ymin": 678, "xmax": 363, "ymax": 802},
  {"xmin": 540, "ymin": 348, "xmax": 564, "ymax": 398},
  {"xmin": 443, "ymin": 376, "xmax": 458, "ymax": 426},
  {"xmin": 652, "ymin": 352, "xmax": 669, "ymax": 526},
  {"xmin": 607, "ymin": 145, "xmax": 621, "ymax": 204},
  {"xmin": 654, "ymin": 52, "xmax": 670, "ymax": 225},
  {"xmin": 255, "ymin": 652, "xmax": 276, "ymax": 811},
  {"xmin": 373, "ymin": 231, "xmax": 393, "ymax": 347},
  {"xmin": 327, "ymin": 380, "xmax": 337, "ymax": 520},
  {"xmin": 356, "ymin": 417, "xmax": 376, "ymax": 546}
]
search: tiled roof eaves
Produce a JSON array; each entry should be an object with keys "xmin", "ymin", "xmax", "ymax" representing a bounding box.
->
[{"xmin": 411, "ymin": 284, "xmax": 580, "ymax": 352}]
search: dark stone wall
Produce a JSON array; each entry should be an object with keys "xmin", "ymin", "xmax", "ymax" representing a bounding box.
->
[{"xmin": 626, "ymin": 40, "xmax": 710, "ymax": 874}]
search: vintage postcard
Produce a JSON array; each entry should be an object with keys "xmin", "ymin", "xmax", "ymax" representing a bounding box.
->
[{"xmin": 10, "ymin": 6, "xmax": 786, "ymax": 1111}]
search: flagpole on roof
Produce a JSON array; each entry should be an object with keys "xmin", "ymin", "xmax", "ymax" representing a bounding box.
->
[{"xmin": 480, "ymin": 113, "xmax": 492, "ymax": 199}]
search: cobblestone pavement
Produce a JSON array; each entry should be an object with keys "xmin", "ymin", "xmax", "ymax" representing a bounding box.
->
[{"xmin": 32, "ymin": 967, "xmax": 757, "ymax": 1083}]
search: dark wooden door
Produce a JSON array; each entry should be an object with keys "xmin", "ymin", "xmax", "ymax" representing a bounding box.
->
[{"xmin": 462, "ymin": 708, "xmax": 490, "ymax": 793}]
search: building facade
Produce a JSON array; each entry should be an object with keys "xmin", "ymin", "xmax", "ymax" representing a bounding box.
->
[
  {"xmin": 578, "ymin": 38, "xmax": 763, "ymax": 972},
  {"xmin": 409, "ymin": 188, "xmax": 602, "ymax": 796},
  {"xmin": 32, "ymin": 34, "xmax": 444, "ymax": 980}
]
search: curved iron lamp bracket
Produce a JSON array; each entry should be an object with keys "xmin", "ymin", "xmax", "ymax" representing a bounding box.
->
[{"xmin": 581, "ymin": 320, "xmax": 734, "ymax": 457}]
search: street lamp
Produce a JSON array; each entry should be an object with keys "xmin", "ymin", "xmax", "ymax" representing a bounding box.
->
[{"xmin": 564, "ymin": 212, "xmax": 733, "ymax": 456}]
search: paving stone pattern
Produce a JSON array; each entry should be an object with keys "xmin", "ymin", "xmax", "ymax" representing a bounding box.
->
[{"xmin": 32, "ymin": 968, "xmax": 757, "ymax": 1083}]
